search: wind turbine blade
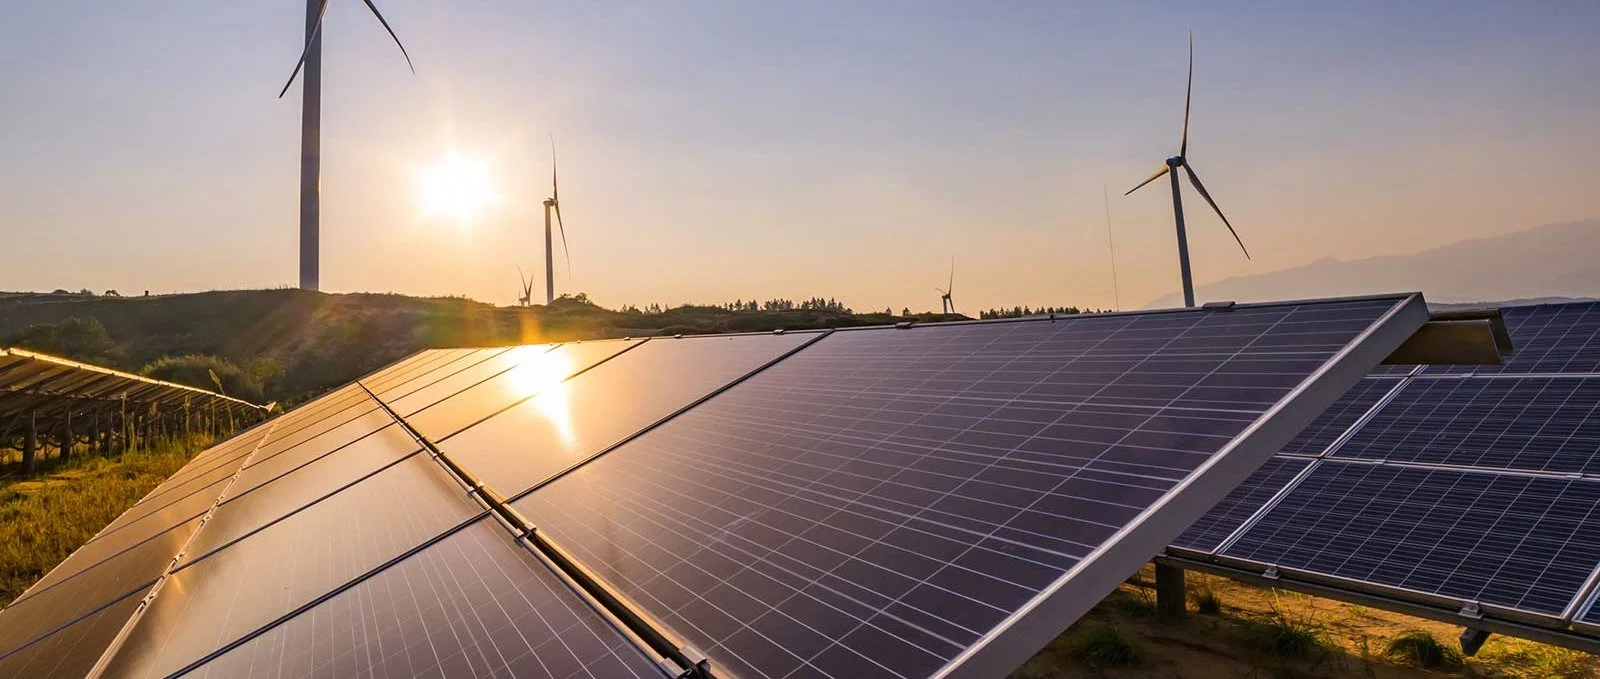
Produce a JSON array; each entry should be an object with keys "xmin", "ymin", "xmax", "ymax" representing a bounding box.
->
[
  {"xmin": 1181, "ymin": 30, "xmax": 1193, "ymax": 157},
  {"xmin": 1182, "ymin": 162, "xmax": 1251, "ymax": 260},
  {"xmin": 361, "ymin": 0, "xmax": 415, "ymax": 73},
  {"xmin": 278, "ymin": 0, "xmax": 331, "ymax": 98},
  {"xmin": 549, "ymin": 134, "xmax": 559, "ymax": 201},
  {"xmin": 948, "ymin": 257, "xmax": 954, "ymax": 294},
  {"xmin": 1123, "ymin": 164, "xmax": 1170, "ymax": 196},
  {"xmin": 554, "ymin": 203, "xmax": 572, "ymax": 275}
]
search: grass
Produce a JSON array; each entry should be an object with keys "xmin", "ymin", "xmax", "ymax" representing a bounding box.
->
[
  {"xmin": 1192, "ymin": 583, "xmax": 1223, "ymax": 615},
  {"xmin": 0, "ymin": 434, "xmax": 214, "ymax": 602},
  {"xmin": 1384, "ymin": 630, "xmax": 1462, "ymax": 669},
  {"xmin": 1231, "ymin": 593, "xmax": 1331, "ymax": 660},
  {"xmin": 1067, "ymin": 623, "xmax": 1139, "ymax": 668}
]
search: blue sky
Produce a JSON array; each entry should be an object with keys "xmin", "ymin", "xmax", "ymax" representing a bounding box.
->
[{"xmin": 2, "ymin": 1, "xmax": 1597, "ymax": 312}]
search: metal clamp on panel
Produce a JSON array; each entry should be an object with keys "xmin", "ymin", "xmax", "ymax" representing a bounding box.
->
[
  {"xmin": 894, "ymin": 321, "xmax": 915, "ymax": 329},
  {"xmin": 1458, "ymin": 601, "xmax": 1484, "ymax": 620},
  {"xmin": 1201, "ymin": 300, "xmax": 1237, "ymax": 311},
  {"xmin": 1262, "ymin": 565, "xmax": 1280, "ymax": 580}
]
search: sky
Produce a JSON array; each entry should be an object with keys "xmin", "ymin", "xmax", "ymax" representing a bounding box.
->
[{"xmin": 2, "ymin": 1, "xmax": 1598, "ymax": 313}]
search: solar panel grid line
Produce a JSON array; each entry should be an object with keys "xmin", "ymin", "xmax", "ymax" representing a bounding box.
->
[
  {"xmin": 152, "ymin": 511, "xmax": 493, "ymax": 679},
  {"xmin": 83, "ymin": 417, "xmax": 285, "ymax": 678},
  {"xmin": 357, "ymin": 373, "xmax": 706, "ymax": 677},
  {"xmin": 493, "ymin": 331, "xmax": 835, "ymax": 504},
  {"xmin": 935, "ymin": 294, "xmax": 1429, "ymax": 676},
  {"xmin": 221, "ymin": 419, "xmax": 408, "ymax": 508}
]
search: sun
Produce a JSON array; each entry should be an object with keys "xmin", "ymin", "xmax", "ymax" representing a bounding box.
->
[{"xmin": 418, "ymin": 154, "xmax": 495, "ymax": 228}]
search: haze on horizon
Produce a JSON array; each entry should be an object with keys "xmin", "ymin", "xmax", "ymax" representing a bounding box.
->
[{"xmin": 2, "ymin": 1, "xmax": 1597, "ymax": 314}]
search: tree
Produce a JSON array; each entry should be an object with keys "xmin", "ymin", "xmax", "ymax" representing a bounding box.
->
[
  {"xmin": 141, "ymin": 354, "xmax": 271, "ymax": 404},
  {"xmin": 2, "ymin": 317, "xmax": 118, "ymax": 363}
]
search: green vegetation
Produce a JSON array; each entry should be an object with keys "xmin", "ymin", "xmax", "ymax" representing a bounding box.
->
[
  {"xmin": 1067, "ymin": 623, "xmax": 1139, "ymax": 668},
  {"xmin": 1231, "ymin": 594, "xmax": 1330, "ymax": 660},
  {"xmin": 1384, "ymin": 630, "xmax": 1462, "ymax": 669},
  {"xmin": 0, "ymin": 434, "xmax": 213, "ymax": 602},
  {"xmin": 1191, "ymin": 583, "xmax": 1223, "ymax": 615},
  {"xmin": 0, "ymin": 289, "xmax": 974, "ymax": 405}
]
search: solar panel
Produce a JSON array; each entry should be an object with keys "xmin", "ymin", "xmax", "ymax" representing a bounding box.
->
[
  {"xmin": 508, "ymin": 297, "xmax": 1422, "ymax": 678},
  {"xmin": 177, "ymin": 518, "xmax": 663, "ymax": 679},
  {"xmin": 1332, "ymin": 376, "xmax": 1600, "ymax": 474},
  {"xmin": 1433, "ymin": 301, "xmax": 1600, "ymax": 375},
  {"xmin": 0, "ymin": 516, "xmax": 198, "ymax": 656},
  {"xmin": 1171, "ymin": 301, "xmax": 1600, "ymax": 647},
  {"xmin": 1171, "ymin": 455, "xmax": 1310, "ymax": 553},
  {"xmin": 1281, "ymin": 377, "xmax": 1403, "ymax": 455},
  {"xmin": 1221, "ymin": 460, "xmax": 1600, "ymax": 618},
  {"xmin": 385, "ymin": 341, "xmax": 646, "ymax": 430},
  {"xmin": 0, "ymin": 588, "xmax": 146, "ymax": 678},
  {"xmin": 0, "ymin": 296, "xmax": 1432, "ymax": 678},
  {"xmin": 418, "ymin": 332, "xmax": 820, "ymax": 494},
  {"xmin": 103, "ymin": 455, "xmax": 484, "ymax": 678}
]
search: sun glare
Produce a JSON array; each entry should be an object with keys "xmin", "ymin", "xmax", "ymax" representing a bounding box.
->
[
  {"xmin": 418, "ymin": 154, "xmax": 495, "ymax": 228},
  {"xmin": 505, "ymin": 346, "xmax": 578, "ymax": 446}
]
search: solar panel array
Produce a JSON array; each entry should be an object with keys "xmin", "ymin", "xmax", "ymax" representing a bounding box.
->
[
  {"xmin": 0, "ymin": 295, "xmax": 1428, "ymax": 678},
  {"xmin": 1173, "ymin": 300, "xmax": 1600, "ymax": 648}
]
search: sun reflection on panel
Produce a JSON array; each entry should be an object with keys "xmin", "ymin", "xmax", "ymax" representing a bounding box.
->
[{"xmin": 505, "ymin": 346, "xmax": 577, "ymax": 447}]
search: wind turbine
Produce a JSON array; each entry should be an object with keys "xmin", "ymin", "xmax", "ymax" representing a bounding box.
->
[
  {"xmin": 279, "ymin": 0, "xmax": 415, "ymax": 292},
  {"xmin": 1124, "ymin": 32, "xmax": 1249, "ymax": 308},
  {"xmin": 542, "ymin": 136, "xmax": 572, "ymax": 305},
  {"xmin": 516, "ymin": 265, "xmax": 535, "ymax": 307},
  {"xmin": 935, "ymin": 258, "xmax": 955, "ymax": 315}
]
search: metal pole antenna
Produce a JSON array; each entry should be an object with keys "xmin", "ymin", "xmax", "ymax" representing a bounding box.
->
[
  {"xmin": 1167, "ymin": 158, "xmax": 1194, "ymax": 308},
  {"xmin": 543, "ymin": 200, "xmax": 555, "ymax": 304},
  {"xmin": 298, "ymin": 0, "xmax": 323, "ymax": 292}
]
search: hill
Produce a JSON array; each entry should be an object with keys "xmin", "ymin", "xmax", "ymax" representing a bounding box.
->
[
  {"xmin": 0, "ymin": 290, "xmax": 953, "ymax": 404},
  {"xmin": 1144, "ymin": 220, "xmax": 1600, "ymax": 308}
]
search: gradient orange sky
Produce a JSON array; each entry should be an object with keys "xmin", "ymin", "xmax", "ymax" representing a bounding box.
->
[{"xmin": 2, "ymin": 1, "xmax": 1597, "ymax": 313}]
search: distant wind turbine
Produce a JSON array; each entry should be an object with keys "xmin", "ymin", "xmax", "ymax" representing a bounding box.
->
[
  {"xmin": 542, "ymin": 136, "xmax": 572, "ymax": 305},
  {"xmin": 1124, "ymin": 32, "xmax": 1249, "ymax": 308},
  {"xmin": 935, "ymin": 258, "xmax": 955, "ymax": 315},
  {"xmin": 516, "ymin": 265, "xmax": 535, "ymax": 307},
  {"xmin": 279, "ymin": 0, "xmax": 415, "ymax": 292}
]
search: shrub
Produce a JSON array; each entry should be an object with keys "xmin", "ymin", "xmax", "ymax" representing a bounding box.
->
[
  {"xmin": 1232, "ymin": 594, "xmax": 1328, "ymax": 659},
  {"xmin": 1068, "ymin": 623, "xmax": 1138, "ymax": 668},
  {"xmin": 1384, "ymin": 630, "xmax": 1461, "ymax": 668},
  {"xmin": 1192, "ymin": 585, "xmax": 1223, "ymax": 614},
  {"xmin": 140, "ymin": 354, "xmax": 267, "ymax": 403}
]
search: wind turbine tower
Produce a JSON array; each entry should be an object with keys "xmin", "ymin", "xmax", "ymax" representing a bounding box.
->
[
  {"xmin": 542, "ymin": 137, "xmax": 571, "ymax": 305},
  {"xmin": 1124, "ymin": 33, "xmax": 1249, "ymax": 308},
  {"xmin": 281, "ymin": 0, "xmax": 414, "ymax": 291}
]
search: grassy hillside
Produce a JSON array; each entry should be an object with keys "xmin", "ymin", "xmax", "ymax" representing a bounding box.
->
[{"xmin": 0, "ymin": 290, "xmax": 953, "ymax": 404}]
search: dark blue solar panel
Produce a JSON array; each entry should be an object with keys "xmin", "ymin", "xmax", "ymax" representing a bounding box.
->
[
  {"xmin": 1172, "ymin": 456, "xmax": 1310, "ymax": 553},
  {"xmin": 1223, "ymin": 461, "xmax": 1600, "ymax": 617},
  {"xmin": 179, "ymin": 518, "xmax": 662, "ymax": 679},
  {"xmin": 1436, "ymin": 302, "xmax": 1600, "ymax": 375},
  {"xmin": 1332, "ymin": 376, "xmax": 1600, "ymax": 474},
  {"xmin": 1280, "ymin": 378, "xmax": 1401, "ymax": 455},
  {"xmin": 510, "ymin": 298, "xmax": 1408, "ymax": 679}
]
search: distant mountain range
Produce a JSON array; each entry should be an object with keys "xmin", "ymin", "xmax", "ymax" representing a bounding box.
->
[{"xmin": 1143, "ymin": 220, "xmax": 1600, "ymax": 309}]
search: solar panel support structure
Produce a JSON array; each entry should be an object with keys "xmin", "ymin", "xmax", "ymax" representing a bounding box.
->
[
  {"xmin": 1155, "ymin": 562, "xmax": 1186, "ymax": 619},
  {"xmin": 1460, "ymin": 628, "xmax": 1492, "ymax": 657},
  {"xmin": 358, "ymin": 381, "xmax": 716, "ymax": 679},
  {"xmin": 1158, "ymin": 553, "xmax": 1600, "ymax": 655}
]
